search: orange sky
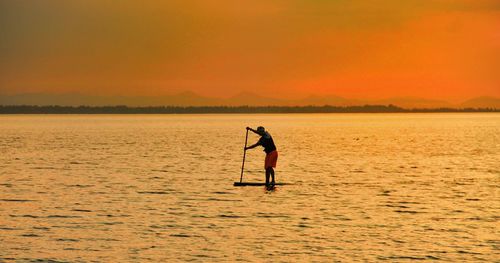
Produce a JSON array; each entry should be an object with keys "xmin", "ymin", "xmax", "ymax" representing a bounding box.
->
[{"xmin": 0, "ymin": 0, "xmax": 499, "ymax": 102}]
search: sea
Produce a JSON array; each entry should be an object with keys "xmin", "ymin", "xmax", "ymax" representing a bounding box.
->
[{"xmin": 0, "ymin": 113, "xmax": 498, "ymax": 262}]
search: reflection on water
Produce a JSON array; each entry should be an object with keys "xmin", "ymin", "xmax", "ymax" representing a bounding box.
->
[{"xmin": 0, "ymin": 114, "xmax": 499, "ymax": 262}]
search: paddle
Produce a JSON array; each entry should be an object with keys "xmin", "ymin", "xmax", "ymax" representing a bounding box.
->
[{"xmin": 239, "ymin": 128, "xmax": 249, "ymax": 183}]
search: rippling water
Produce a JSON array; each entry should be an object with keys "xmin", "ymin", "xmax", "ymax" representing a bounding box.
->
[{"xmin": 0, "ymin": 114, "xmax": 499, "ymax": 262}]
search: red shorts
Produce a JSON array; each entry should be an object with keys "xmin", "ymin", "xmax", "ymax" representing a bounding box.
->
[{"xmin": 265, "ymin": 150, "xmax": 278, "ymax": 168}]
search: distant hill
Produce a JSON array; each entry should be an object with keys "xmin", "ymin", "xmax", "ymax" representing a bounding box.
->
[
  {"xmin": 0, "ymin": 92, "xmax": 498, "ymax": 109},
  {"xmin": 293, "ymin": 94, "xmax": 360, "ymax": 106},
  {"xmin": 224, "ymin": 92, "xmax": 286, "ymax": 106},
  {"xmin": 0, "ymin": 92, "xmax": 222, "ymax": 107},
  {"xmin": 371, "ymin": 97, "xmax": 452, "ymax": 109},
  {"xmin": 459, "ymin": 96, "xmax": 500, "ymax": 109}
]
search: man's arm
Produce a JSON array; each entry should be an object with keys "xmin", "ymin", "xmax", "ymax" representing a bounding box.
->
[
  {"xmin": 245, "ymin": 127, "xmax": 262, "ymax": 150},
  {"xmin": 246, "ymin": 126, "xmax": 259, "ymax": 135},
  {"xmin": 245, "ymin": 142, "xmax": 260, "ymax": 151}
]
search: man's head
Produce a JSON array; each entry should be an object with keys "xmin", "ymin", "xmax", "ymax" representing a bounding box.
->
[{"xmin": 256, "ymin": 126, "xmax": 266, "ymax": 135}]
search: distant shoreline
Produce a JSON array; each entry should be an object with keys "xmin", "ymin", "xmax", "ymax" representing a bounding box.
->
[{"xmin": 0, "ymin": 105, "xmax": 498, "ymax": 114}]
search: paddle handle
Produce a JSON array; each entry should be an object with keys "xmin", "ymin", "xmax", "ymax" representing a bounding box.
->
[{"xmin": 239, "ymin": 128, "xmax": 249, "ymax": 183}]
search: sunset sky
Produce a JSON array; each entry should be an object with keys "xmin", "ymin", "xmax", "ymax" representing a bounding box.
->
[{"xmin": 1, "ymin": 0, "xmax": 499, "ymax": 102}]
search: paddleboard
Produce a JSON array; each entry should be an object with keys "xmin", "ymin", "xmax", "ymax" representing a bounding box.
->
[{"xmin": 233, "ymin": 182, "xmax": 288, "ymax": 186}]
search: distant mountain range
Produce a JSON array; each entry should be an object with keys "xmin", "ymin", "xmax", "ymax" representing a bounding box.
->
[{"xmin": 0, "ymin": 92, "xmax": 499, "ymax": 109}]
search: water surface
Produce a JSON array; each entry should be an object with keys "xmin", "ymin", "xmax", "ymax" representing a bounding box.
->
[{"xmin": 0, "ymin": 114, "xmax": 499, "ymax": 262}]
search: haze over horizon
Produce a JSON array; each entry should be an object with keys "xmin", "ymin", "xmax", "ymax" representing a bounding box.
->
[
  {"xmin": 2, "ymin": 91, "xmax": 499, "ymax": 109},
  {"xmin": 1, "ymin": 1, "xmax": 499, "ymax": 103}
]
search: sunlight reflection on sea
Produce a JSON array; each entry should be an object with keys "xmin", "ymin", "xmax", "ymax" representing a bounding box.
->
[{"xmin": 0, "ymin": 113, "xmax": 499, "ymax": 262}]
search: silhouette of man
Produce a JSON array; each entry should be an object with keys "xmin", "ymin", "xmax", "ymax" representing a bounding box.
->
[{"xmin": 245, "ymin": 126, "xmax": 278, "ymax": 188}]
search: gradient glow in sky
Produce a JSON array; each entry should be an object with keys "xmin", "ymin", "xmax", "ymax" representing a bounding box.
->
[{"xmin": 1, "ymin": 0, "xmax": 499, "ymax": 101}]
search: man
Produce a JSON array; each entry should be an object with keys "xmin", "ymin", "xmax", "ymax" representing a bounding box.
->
[{"xmin": 245, "ymin": 126, "xmax": 278, "ymax": 188}]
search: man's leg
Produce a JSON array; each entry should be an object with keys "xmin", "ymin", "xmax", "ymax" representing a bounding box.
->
[
  {"xmin": 270, "ymin": 168, "xmax": 275, "ymax": 186},
  {"xmin": 265, "ymin": 167, "xmax": 271, "ymax": 187}
]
